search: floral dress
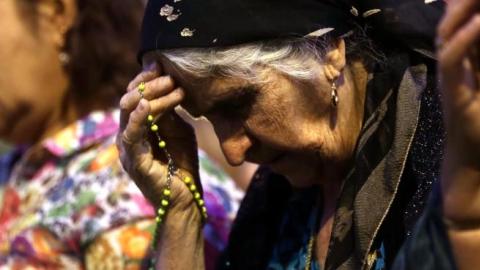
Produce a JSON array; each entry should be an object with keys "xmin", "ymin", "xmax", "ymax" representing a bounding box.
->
[{"xmin": 0, "ymin": 110, "xmax": 243, "ymax": 270}]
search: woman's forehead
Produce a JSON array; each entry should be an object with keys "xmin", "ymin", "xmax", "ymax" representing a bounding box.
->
[
  {"xmin": 184, "ymin": 78, "xmax": 256, "ymax": 116},
  {"xmin": 142, "ymin": 51, "xmax": 259, "ymax": 114}
]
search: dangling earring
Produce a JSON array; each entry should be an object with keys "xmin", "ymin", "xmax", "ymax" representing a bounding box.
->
[
  {"xmin": 331, "ymin": 81, "xmax": 339, "ymax": 107},
  {"xmin": 58, "ymin": 51, "xmax": 70, "ymax": 66}
]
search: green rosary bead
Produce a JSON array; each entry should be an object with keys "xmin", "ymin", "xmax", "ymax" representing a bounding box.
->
[
  {"xmin": 161, "ymin": 199, "xmax": 169, "ymax": 207},
  {"xmin": 159, "ymin": 141, "xmax": 167, "ymax": 148},
  {"xmin": 189, "ymin": 184, "xmax": 197, "ymax": 192},
  {"xmin": 151, "ymin": 124, "xmax": 159, "ymax": 132},
  {"xmin": 157, "ymin": 208, "xmax": 166, "ymax": 216},
  {"xmin": 147, "ymin": 114, "xmax": 154, "ymax": 122},
  {"xmin": 163, "ymin": 189, "xmax": 171, "ymax": 196},
  {"xmin": 138, "ymin": 82, "xmax": 146, "ymax": 92},
  {"xmin": 183, "ymin": 176, "xmax": 192, "ymax": 184}
]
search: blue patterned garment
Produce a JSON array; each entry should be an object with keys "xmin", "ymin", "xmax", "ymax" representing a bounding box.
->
[
  {"xmin": 267, "ymin": 188, "xmax": 321, "ymax": 270},
  {"xmin": 267, "ymin": 187, "xmax": 386, "ymax": 270}
]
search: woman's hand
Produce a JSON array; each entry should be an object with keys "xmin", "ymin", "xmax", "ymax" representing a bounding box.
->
[
  {"xmin": 437, "ymin": 0, "xmax": 480, "ymax": 220},
  {"xmin": 117, "ymin": 63, "xmax": 206, "ymax": 270},
  {"xmin": 438, "ymin": 0, "xmax": 480, "ymax": 170},
  {"xmin": 437, "ymin": 1, "xmax": 480, "ymax": 268},
  {"xmin": 116, "ymin": 63, "xmax": 201, "ymax": 212}
]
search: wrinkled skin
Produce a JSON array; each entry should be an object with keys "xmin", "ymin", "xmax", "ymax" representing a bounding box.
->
[
  {"xmin": 117, "ymin": 39, "xmax": 367, "ymax": 202},
  {"xmin": 117, "ymin": 1, "xmax": 480, "ymax": 269},
  {"xmin": 116, "ymin": 40, "xmax": 368, "ymax": 268}
]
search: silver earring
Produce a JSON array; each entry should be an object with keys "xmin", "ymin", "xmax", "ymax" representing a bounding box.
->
[
  {"xmin": 58, "ymin": 51, "xmax": 70, "ymax": 65},
  {"xmin": 331, "ymin": 81, "xmax": 339, "ymax": 107}
]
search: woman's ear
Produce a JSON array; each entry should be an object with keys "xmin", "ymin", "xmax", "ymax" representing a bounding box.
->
[
  {"xmin": 323, "ymin": 38, "xmax": 346, "ymax": 82},
  {"xmin": 37, "ymin": 0, "xmax": 77, "ymax": 49}
]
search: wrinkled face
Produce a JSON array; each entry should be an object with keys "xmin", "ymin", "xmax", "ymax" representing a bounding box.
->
[
  {"xmin": 0, "ymin": 0, "xmax": 68, "ymax": 144},
  {"xmin": 154, "ymin": 56, "xmax": 364, "ymax": 186}
]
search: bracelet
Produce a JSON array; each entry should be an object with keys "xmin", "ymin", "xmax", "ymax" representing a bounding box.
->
[{"xmin": 139, "ymin": 82, "xmax": 208, "ymax": 270}]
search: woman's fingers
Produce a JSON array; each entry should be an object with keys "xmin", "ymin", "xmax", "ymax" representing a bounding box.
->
[
  {"xmin": 120, "ymin": 76, "xmax": 175, "ymax": 112},
  {"xmin": 148, "ymin": 88, "xmax": 185, "ymax": 116},
  {"xmin": 120, "ymin": 75, "xmax": 177, "ymax": 130},
  {"xmin": 118, "ymin": 68, "xmax": 203, "ymax": 209},
  {"xmin": 440, "ymin": 15, "xmax": 480, "ymax": 70},
  {"xmin": 438, "ymin": 0, "xmax": 480, "ymax": 42},
  {"xmin": 117, "ymin": 100, "xmax": 174, "ymax": 206},
  {"xmin": 118, "ymin": 99, "xmax": 153, "ymax": 173},
  {"xmin": 126, "ymin": 62, "xmax": 161, "ymax": 92},
  {"xmin": 121, "ymin": 100, "xmax": 148, "ymax": 149},
  {"xmin": 439, "ymin": 14, "xmax": 480, "ymax": 106}
]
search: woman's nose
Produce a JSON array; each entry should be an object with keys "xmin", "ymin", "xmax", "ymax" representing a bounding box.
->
[
  {"xmin": 211, "ymin": 119, "xmax": 252, "ymax": 166},
  {"xmin": 219, "ymin": 134, "xmax": 252, "ymax": 166}
]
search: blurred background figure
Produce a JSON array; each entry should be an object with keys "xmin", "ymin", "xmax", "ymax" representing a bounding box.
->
[
  {"xmin": 0, "ymin": 0, "xmax": 250, "ymax": 269},
  {"xmin": 0, "ymin": 143, "xmax": 9, "ymax": 154}
]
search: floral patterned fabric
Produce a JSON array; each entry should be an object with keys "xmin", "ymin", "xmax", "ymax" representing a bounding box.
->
[{"xmin": 0, "ymin": 110, "xmax": 243, "ymax": 270}]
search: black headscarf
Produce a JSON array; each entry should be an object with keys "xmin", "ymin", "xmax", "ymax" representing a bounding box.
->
[{"xmin": 139, "ymin": 0, "xmax": 445, "ymax": 61}]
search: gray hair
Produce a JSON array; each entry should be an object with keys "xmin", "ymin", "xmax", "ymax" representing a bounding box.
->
[
  {"xmin": 160, "ymin": 38, "xmax": 330, "ymax": 82},
  {"xmin": 159, "ymin": 30, "xmax": 382, "ymax": 83}
]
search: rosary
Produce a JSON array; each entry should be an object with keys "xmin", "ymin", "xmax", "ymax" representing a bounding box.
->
[{"xmin": 138, "ymin": 82, "xmax": 208, "ymax": 269}]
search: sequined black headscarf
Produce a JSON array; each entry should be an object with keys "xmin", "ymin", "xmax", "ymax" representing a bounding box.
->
[{"xmin": 139, "ymin": 0, "xmax": 444, "ymax": 61}]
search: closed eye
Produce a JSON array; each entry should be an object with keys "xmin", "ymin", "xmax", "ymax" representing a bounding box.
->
[{"xmin": 206, "ymin": 86, "xmax": 258, "ymax": 119}]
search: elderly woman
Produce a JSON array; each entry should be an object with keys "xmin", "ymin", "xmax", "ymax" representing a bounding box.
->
[
  {"xmin": 0, "ymin": 0, "xmax": 243, "ymax": 269},
  {"xmin": 118, "ymin": 0, "xmax": 480, "ymax": 269}
]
